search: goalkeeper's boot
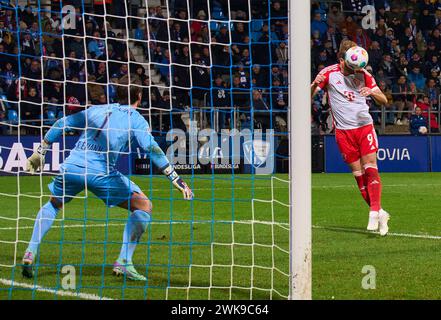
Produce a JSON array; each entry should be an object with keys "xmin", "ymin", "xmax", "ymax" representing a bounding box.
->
[
  {"xmin": 367, "ymin": 211, "xmax": 379, "ymax": 231},
  {"xmin": 113, "ymin": 259, "xmax": 146, "ymax": 281},
  {"xmin": 22, "ymin": 251, "xmax": 35, "ymax": 279},
  {"xmin": 378, "ymin": 209, "xmax": 390, "ymax": 236}
]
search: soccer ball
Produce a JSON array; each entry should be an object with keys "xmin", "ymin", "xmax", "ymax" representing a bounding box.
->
[
  {"xmin": 344, "ymin": 46, "xmax": 369, "ymax": 70},
  {"xmin": 419, "ymin": 126, "xmax": 428, "ymax": 134}
]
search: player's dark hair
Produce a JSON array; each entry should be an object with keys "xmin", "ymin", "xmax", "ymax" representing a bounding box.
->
[
  {"xmin": 117, "ymin": 85, "xmax": 142, "ymax": 105},
  {"xmin": 338, "ymin": 40, "xmax": 357, "ymax": 60}
]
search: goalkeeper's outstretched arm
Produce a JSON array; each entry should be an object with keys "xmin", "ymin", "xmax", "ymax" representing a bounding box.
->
[
  {"xmin": 134, "ymin": 117, "xmax": 193, "ymax": 200},
  {"xmin": 26, "ymin": 111, "xmax": 86, "ymax": 173}
]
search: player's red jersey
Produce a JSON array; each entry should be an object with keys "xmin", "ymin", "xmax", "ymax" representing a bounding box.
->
[
  {"xmin": 317, "ymin": 64, "xmax": 380, "ymax": 163},
  {"xmin": 317, "ymin": 63, "xmax": 378, "ymax": 130}
]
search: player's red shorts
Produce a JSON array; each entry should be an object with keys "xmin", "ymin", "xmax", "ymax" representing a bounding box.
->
[{"xmin": 335, "ymin": 124, "xmax": 378, "ymax": 164}]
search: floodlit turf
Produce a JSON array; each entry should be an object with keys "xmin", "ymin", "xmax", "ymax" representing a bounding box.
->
[
  {"xmin": 0, "ymin": 174, "xmax": 290, "ymax": 300},
  {"xmin": 2, "ymin": 172, "xmax": 441, "ymax": 300},
  {"xmin": 313, "ymin": 172, "xmax": 441, "ymax": 300}
]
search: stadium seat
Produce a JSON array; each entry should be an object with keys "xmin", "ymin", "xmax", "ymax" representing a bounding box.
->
[
  {"xmin": 134, "ymin": 28, "xmax": 144, "ymax": 40},
  {"xmin": 251, "ymin": 20, "xmax": 264, "ymax": 32},
  {"xmin": 7, "ymin": 109, "xmax": 18, "ymax": 124},
  {"xmin": 251, "ymin": 31, "xmax": 263, "ymax": 42},
  {"xmin": 44, "ymin": 110, "xmax": 56, "ymax": 126},
  {"xmin": 210, "ymin": 21, "xmax": 219, "ymax": 32},
  {"xmin": 212, "ymin": 7, "xmax": 226, "ymax": 20}
]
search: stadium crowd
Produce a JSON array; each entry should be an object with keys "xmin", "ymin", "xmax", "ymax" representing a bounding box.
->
[
  {"xmin": 0, "ymin": 0, "xmax": 289, "ymax": 135},
  {"xmin": 311, "ymin": 0, "xmax": 441, "ymax": 135}
]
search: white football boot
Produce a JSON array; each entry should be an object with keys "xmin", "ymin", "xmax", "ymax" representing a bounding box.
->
[
  {"xmin": 378, "ymin": 209, "xmax": 390, "ymax": 236},
  {"xmin": 367, "ymin": 211, "xmax": 379, "ymax": 231}
]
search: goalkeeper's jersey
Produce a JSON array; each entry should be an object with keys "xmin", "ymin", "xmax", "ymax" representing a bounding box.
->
[{"xmin": 44, "ymin": 104, "xmax": 170, "ymax": 173}]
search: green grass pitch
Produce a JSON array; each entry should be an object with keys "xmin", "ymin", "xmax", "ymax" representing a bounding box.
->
[{"xmin": 1, "ymin": 172, "xmax": 441, "ymax": 300}]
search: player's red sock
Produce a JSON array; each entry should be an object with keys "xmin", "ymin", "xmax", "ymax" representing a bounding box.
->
[
  {"xmin": 353, "ymin": 171, "xmax": 370, "ymax": 206},
  {"xmin": 364, "ymin": 166, "xmax": 381, "ymax": 212}
]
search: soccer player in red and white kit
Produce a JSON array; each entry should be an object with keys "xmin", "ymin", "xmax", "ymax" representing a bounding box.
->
[{"xmin": 311, "ymin": 40, "xmax": 390, "ymax": 236}]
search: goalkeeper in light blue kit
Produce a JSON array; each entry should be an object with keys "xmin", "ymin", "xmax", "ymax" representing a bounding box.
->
[{"xmin": 23, "ymin": 86, "xmax": 193, "ymax": 280}]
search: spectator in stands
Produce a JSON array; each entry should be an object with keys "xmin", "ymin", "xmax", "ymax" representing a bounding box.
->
[
  {"xmin": 410, "ymin": 106, "xmax": 428, "ymax": 135},
  {"xmin": 20, "ymin": 32, "xmax": 37, "ymax": 56},
  {"xmin": 275, "ymin": 41, "xmax": 288, "ymax": 65},
  {"xmin": 327, "ymin": 4, "xmax": 345, "ymax": 30},
  {"xmin": 271, "ymin": 1, "xmax": 287, "ymax": 18},
  {"xmin": 87, "ymin": 30, "xmax": 106, "ymax": 59},
  {"xmin": 368, "ymin": 41, "xmax": 383, "ymax": 72},
  {"xmin": 95, "ymin": 62, "xmax": 107, "ymax": 83},
  {"xmin": 425, "ymin": 55, "xmax": 441, "ymax": 77},
  {"xmin": 420, "ymin": 9, "xmax": 435, "ymax": 37},
  {"xmin": 87, "ymin": 75, "xmax": 105, "ymax": 104},
  {"xmin": 252, "ymin": 89, "xmax": 270, "ymax": 129},
  {"xmin": 20, "ymin": 5, "xmax": 35, "ymax": 27},
  {"xmin": 157, "ymin": 48, "xmax": 171, "ymax": 85},
  {"xmin": 232, "ymin": 22, "xmax": 247, "ymax": 44},
  {"xmin": 20, "ymin": 86, "xmax": 40, "ymax": 122},
  {"xmin": 212, "ymin": 75, "xmax": 231, "ymax": 129},
  {"xmin": 311, "ymin": 12, "xmax": 327, "ymax": 38},
  {"xmin": 216, "ymin": 25, "xmax": 229, "ymax": 44},
  {"xmin": 323, "ymin": 26, "xmax": 340, "ymax": 55},
  {"xmin": 67, "ymin": 34, "xmax": 86, "ymax": 60},
  {"xmin": 392, "ymin": 75, "xmax": 414, "ymax": 125},
  {"xmin": 378, "ymin": 80, "xmax": 396, "ymax": 126},
  {"xmin": 0, "ymin": 62, "xmax": 16, "ymax": 94},
  {"xmin": 408, "ymin": 66, "xmax": 426, "ymax": 91},
  {"xmin": 375, "ymin": 68, "xmax": 392, "ymax": 87},
  {"xmin": 23, "ymin": 60, "xmax": 41, "ymax": 80},
  {"xmin": 379, "ymin": 54, "xmax": 398, "ymax": 81},
  {"xmin": 352, "ymin": 27, "xmax": 371, "ymax": 49},
  {"xmin": 44, "ymin": 82, "xmax": 64, "ymax": 106},
  {"xmin": 252, "ymin": 64, "xmax": 269, "ymax": 88},
  {"xmin": 341, "ymin": 15, "xmax": 358, "ymax": 38},
  {"xmin": 271, "ymin": 78, "xmax": 288, "ymax": 110},
  {"xmin": 416, "ymin": 96, "xmax": 440, "ymax": 133},
  {"xmin": 424, "ymin": 78, "xmax": 440, "ymax": 107}
]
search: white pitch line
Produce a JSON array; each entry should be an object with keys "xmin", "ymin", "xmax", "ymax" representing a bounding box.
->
[
  {"xmin": 313, "ymin": 225, "xmax": 441, "ymax": 240},
  {"xmin": 0, "ymin": 219, "xmax": 290, "ymax": 231},
  {"xmin": 4, "ymin": 220, "xmax": 441, "ymax": 240},
  {"xmin": 4, "ymin": 220, "xmax": 440, "ymax": 240},
  {"xmin": 0, "ymin": 278, "xmax": 113, "ymax": 300}
]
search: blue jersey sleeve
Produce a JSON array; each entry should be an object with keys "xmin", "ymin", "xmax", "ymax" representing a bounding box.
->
[
  {"xmin": 44, "ymin": 111, "xmax": 86, "ymax": 144},
  {"xmin": 133, "ymin": 114, "xmax": 170, "ymax": 170}
]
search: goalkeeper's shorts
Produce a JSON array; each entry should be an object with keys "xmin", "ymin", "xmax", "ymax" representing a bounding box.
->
[{"xmin": 48, "ymin": 163, "xmax": 142, "ymax": 207}]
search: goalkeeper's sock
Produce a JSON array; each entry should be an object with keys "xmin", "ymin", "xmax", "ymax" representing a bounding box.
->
[
  {"xmin": 27, "ymin": 201, "xmax": 60, "ymax": 253},
  {"xmin": 364, "ymin": 165, "xmax": 382, "ymax": 212},
  {"xmin": 353, "ymin": 171, "xmax": 370, "ymax": 206},
  {"xmin": 118, "ymin": 210, "xmax": 151, "ymax": 263}
]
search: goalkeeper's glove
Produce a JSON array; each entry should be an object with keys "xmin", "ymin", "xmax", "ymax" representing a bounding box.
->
[
  {"xmin": 26, "ymin": 140, "xmax": 50, "ymax": 174},
  {"xmin": 163, "ymin": 165, "xmax": 194, "ymax": 200}
]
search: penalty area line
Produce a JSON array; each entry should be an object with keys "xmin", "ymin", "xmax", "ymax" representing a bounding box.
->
[
  {"xmin": 0, "ymin": 278, "xmax": 113, "ymax": 300},
  {"xmin": 313, "ymin": 225, "xmax": 441, "ymax": 240}
]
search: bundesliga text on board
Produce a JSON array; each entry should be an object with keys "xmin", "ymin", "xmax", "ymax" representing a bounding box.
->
[{"xmin": 0, "ymin": 129, "xmax": 275, "ymax": 174}]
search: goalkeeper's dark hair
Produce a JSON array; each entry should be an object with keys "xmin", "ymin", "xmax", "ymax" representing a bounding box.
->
[{"xmin": 116, "ymin": 84, "xmax": 143, "ymax": 105}]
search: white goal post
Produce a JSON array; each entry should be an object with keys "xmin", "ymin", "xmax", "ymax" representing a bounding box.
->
[{"xmin": 289, "ymin": 0, "xmax": 312, "ymax": 300}]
